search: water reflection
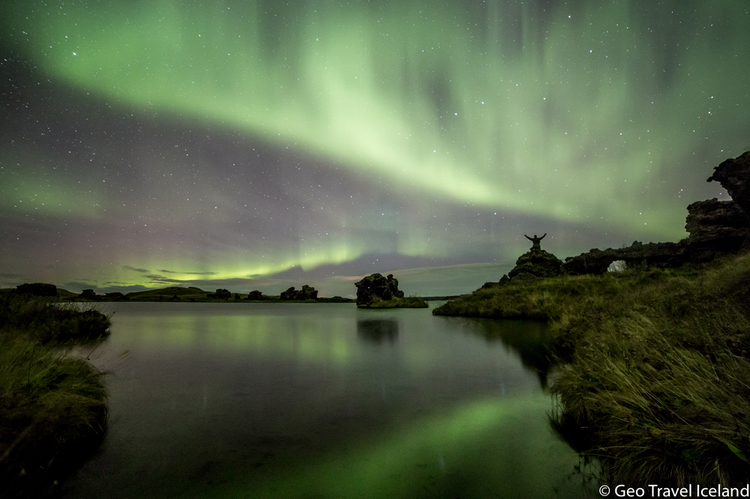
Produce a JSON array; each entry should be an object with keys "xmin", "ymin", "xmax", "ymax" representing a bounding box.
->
[
  {"xmin": 356, "ymin": 319, "xmax": 399, "ymax": 343},
  {"xmin": 443, "ymin": 317, "xmax": 555, "ymax": 389},
  {"xmin": 58, "ymin": 303, "xmax": 592, "ymax": 499}
]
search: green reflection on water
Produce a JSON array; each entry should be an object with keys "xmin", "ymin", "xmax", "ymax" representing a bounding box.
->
[
  {"xmin": 206, "ymin": 394, "xmax": 591, "ymax": 499},
  {"xmin": 112, "ymin": 305, "xmax": 362, "ymax": 365}
]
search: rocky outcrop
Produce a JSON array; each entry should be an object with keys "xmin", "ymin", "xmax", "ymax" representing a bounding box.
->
[
  {"xmin": 246, "ymin": 290, "xmax": 264, "ymax": 300},
  {"xmin": 354, "ymin": 273, "xmax": 404, "ymax": 307},
  {"xmin": 79, "ymin": 289, "xmax": 100, "ymax": 300},
  {"xmin": 708, "ymin": 151, "xmax": 750, "ymax": 216},
  {"xmin": 279, "ymin": 285, "xmax": 318, "ymax": 301},
  {"xmin": 560, "ymin": 153, "xmax": 750, "ymax": 275},
  {"xmin": 208, "ymin": 288, "xmax": 232, "ymax": 300},
  {"xmin": 563, "ymin": 198, "xmax": 750, "ymax": 275},
  {"xmin": 507, "ymin": 249, "xmax": 563, "ymax": 280},
  {"xmin": 685, "ymin": 198, "xmax": 750, "ymax": 243},
  {"xmin": 685, "ymin": 198, "xmax": 750, "ymax": 260},
  {"xmin": 562, "ymin": 241, "xmax": 691, "ymax": 275},
  {"xmin": 15, "ymin": 283, "xmax": 58, "ymax": 297}
]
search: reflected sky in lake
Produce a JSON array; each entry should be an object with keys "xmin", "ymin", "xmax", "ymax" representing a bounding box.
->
[{"xmin": 61, "ymin": 303, "xmax": 594, "ymax": 498}]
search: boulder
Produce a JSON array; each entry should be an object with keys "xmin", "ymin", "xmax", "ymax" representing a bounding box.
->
[
  {"xmin": 354, "ymin": 273, "xmax": 404, "ymax": 307},
  {"xmin": 507, "ymin": 249, "xmax": 563, "ymax": 280}
]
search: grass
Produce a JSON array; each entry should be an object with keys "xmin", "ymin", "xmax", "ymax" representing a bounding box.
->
[
  {"xmin": 0, "ymin": 294, "xmax": 110, "ymax": 496},
  {"xmin": 433, "ymin": 271, "xmax": 635, "ymax": 321},
  {"xmin": 434, "ymin": 255, "xmax": 750, "ymax": 486},
  {"xmin": 360, "ymin": 296, "xmax": 429, "ymax": 308}
]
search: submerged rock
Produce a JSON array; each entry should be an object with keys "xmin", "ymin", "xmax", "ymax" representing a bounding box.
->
[{"xmin": 354, "ymin": 273, "xmax": 404, "ymax": 307}]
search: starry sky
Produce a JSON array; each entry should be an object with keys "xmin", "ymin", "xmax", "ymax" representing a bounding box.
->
[{"xmin": 1, "ymin": 0, "xmax": 748, "ymax": 297}]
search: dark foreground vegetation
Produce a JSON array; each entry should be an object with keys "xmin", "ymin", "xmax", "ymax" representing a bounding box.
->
[
  {"xmin": 434, "ymin": 254, "xmax": 750, "ymax": 486},
  {"xmin": 0, "ymin": 291, "xmax": 110, "ymax": 497},
  {"xmin": 363, "ymin": 296, "xmax": 429, "ymax": 309}
]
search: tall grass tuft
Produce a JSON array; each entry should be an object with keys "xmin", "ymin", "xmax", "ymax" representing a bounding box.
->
[
  {"xmin": 435, "ymin": 255, "xmax": 750, "ymax": 485},
  {"xmin": 548, "ymin": 255, "xmax": 750, "ymax": 486},
  {"xmin": 0, "ymin": 293, "xmax": 110, "ymax": 495}
]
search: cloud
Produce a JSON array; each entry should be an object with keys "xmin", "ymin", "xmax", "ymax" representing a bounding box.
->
[
  {"xmin": 158, "ymin": 269, "xmax": 217, "ymax": 275},
  {"xmin": 123, "ymin": 265, "xmax": 150, "ymax": 273},
  {"xmin": 145, "ymin": 274, "xmax": 186, "ymax": 284}
]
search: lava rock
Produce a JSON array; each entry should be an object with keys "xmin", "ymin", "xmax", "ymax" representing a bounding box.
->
[
  {"xmin": 354, "ymin": 273, "xmax": 404, "ymax": 307},
  {"xmin": 279, "ymin": 285, "xmax": 318, "ymax": 301},
  {"xmin": 507, "ymin": 249, "xmax": 563, "ymax": 280},
  {"xmin": 708, "ymin": 151, "xmax": 750, "ymax": 216}
]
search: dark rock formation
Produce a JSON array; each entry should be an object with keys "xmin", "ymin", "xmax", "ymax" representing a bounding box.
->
[
  {"xmin": 279, "ymin": 285, "xmax": 318, "ymax": 301},
  {"xmin": 246, "ymin": 290, "xmax": 264, "ymax": 300},
  {"xmin": 685, "ymin": 198, "xmax": 750, "ymax": 259},
  {"xmin": 563, "ymin": 199, "xmax": 750, "ymax": 275},
  {"xmin": 208, "ymin": 288, "xmax": 232, "ymax": 300},
  {"xmin": 561, "ymin": 154, "xmax": 750, "ymax": 275},
  {"xmin": 507, "ymin": 249, "xmax": 563, "ymax": 280},
  {"xmin": 79, "ymin": 289, "xmax": 100, "ymax": 300},
  {"xmin": 562, "ymin": 241, "xmax": 691, "ymax": 275},
  {"xmin": 354, "ymin": 273, "xmax": 404, "ymax": 307},
  {"xmin": 685, "ymin": 198, "xmax": 750, "ymax": 242},
  {"xmin": 708, "ymin": 151, "xmax": 750, "ymax": 216},
  {"xmin": 15, "ymin": 283, "xmax": 57, "ymax": 297}
]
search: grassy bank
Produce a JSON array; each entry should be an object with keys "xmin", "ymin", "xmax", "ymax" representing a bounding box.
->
[
  {"xmin": 434, "ymin": 255, "xmax": 750, "ymax": 486},
  {"xmin": 0, "ymin": 294, "xmax": 110, "ymax": 496},
  {"xmin": 359, "ymin": 296, "xmax": 429, "ymax": 308}
]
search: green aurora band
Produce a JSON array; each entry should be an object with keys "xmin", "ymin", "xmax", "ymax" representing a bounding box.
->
[{"xmin": 2, "ymin": 0, "xmax": 749, "ymax": 286}]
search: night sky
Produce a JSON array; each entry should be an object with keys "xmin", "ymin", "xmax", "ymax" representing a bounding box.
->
[{"xmin": 1, "ymin": 0, "xmax": 748, "ymax": 297}]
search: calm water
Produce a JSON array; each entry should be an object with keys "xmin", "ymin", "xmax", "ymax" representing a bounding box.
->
[{"xmin": 59, "ymin": 302, "xmax": 594, "ymax": 498}]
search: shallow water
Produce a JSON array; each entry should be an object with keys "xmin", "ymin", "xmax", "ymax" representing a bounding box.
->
[{"xmin": 59, "ymin": 302, "xmax": 594, "ymax": 498}]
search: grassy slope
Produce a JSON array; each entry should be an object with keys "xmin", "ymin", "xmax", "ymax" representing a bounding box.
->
[
  {"xmin": 434, "ymin": 255, "xmax": 750, "ymax": 486},
  {"xmin": 360, "ymin": 296, "xmax": 429, "ymax": 308},
  {"xmin": 0, "ymin": 295, "xmax": 110, "ymax": 496}
]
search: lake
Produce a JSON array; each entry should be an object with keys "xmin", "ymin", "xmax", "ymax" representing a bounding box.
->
[{"xmin": 58, "ymin": 302, "xmax": 595, "ymax": 498}]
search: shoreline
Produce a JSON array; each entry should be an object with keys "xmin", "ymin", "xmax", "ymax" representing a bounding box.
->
[
  {"xmin": 433, "ymin": 254, "xmax": 750, "ymax": 486},
  {"xmin": 0, "ymin": 295, "xmax": 110, "ymax": 497}
]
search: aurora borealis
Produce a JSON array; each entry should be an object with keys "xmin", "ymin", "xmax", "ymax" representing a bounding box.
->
[{"xmin": 1, "ymin": 0, "xmax": 749, "ymax": 296}]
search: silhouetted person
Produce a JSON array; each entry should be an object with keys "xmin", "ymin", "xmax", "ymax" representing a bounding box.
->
[{"xmin": 525, "ymin": 233, "xmax": 546, "ymax": 251}]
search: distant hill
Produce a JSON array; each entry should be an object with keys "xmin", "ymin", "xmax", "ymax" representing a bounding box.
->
[
  {"xmin": 4, "ymin": 284, "xmax": 355, "ymax": 303},
  {"xmin": 125, "ymin": 286, "xmax": 209, "ymax": 301}
]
